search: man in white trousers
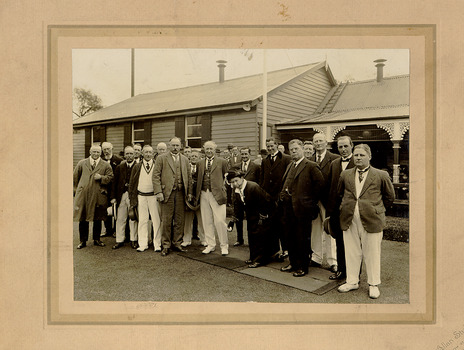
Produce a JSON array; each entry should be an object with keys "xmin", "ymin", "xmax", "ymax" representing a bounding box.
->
[
  {"xmin": 195, "ymin": 141, "xmax": 230, "ymax": 255},
  {"xmin": 128, "ymin": 145, "xmax": 162, "ymax": 252},
  {"xmin": 337, "ymin": 144, "xmax": 395, "ymax": 299}
]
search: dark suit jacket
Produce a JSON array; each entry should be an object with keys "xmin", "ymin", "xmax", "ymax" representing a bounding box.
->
[
  {"xmin": 195, "ymin": 157, "xmax": 230, "ymax": 205},
  {"xmin": 111, "ymin": 160, "xmax": 136, "ymax": 205},
  {"xmin": 232, "ymin": 161, "xmax": 260, "ymax": 183},
  {"xmin": 281, "ymin": 158, "xmax": 325, "ymax": 219},
  {"xmin": 311, "ymin": 151, "xmax": 340, "ymax": 206},
  {"xmin": 128, "ymin": 162, "xmax": 143, "ymax": 208},
  {"xmin": 260, "ymin": 151, "xmax": 292, "ymax": 200},
  {"xmin": 233, "ymin": 181, "xmax": 274, "ymax": 233},
  {"xmin": 325, "ymin": 157, "xmax": 356, "ymax": 216},
  {"xmin": 153, "ymin": 153, "xmax": 192, "ymax": 202},
  {"xmin": 338, "ymin": 166, "xmax": 395, "ymax": 233}
]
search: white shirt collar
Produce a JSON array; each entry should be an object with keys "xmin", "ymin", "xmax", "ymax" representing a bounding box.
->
[
  {"xmin": 89, "ymin": 157, "xmax": 101, "ymax": 166},
  {"xmin": 316, "ymin": 150, "xmax": 327, "ymax": 160},
  {"xmin": 294, "ymin": 157, "xmax": 305, "ymax": 167}
]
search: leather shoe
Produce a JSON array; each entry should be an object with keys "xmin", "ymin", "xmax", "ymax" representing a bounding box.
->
[
  {"xmin": 308, "ymin": 260, "xmax": 322, "ymax": 268},
  {"xmin": 329, "ymin": 265, "xmax": 338, "ymax": 273},
  {"xmin": 248, "ymin": 262, "xmax": 261, "ymax": 268},
  {"xmin": 233, "ymin": 241, "xmax": 243, "ymax": 246},
  {"xmin": 173, "ymin": 246, "xmax": 187, "ymax": 253},
  {"xmin": 131, "ymin": 241, "xmax": 138, "ymax": 249},
  {"xmin": 112, "ymin": 242, "xmax": 124, "ymax": 249},
  {"xmin": 338, "ymin": 283, "xmax": 359, "ymax": 293},
  {"xmin": 293, "ymin": 269, "xmax": 306, "ymax": 277},
  {"xmin": 279, "ymin": 251, "xmax": 288, "ymax": 259},
  {"xmin": 161, "ymin": 248, "xmax": 170, "ymax": 256},
  {"xmin": 77, "ymin": 242, "xmax": 86, "ymax": 249},
  {"xmin": 280, "ymin": 264, "xmax": 293, "ymax": 272},
  {"xmin": 93, "ymin": 240, "xmax": 105, "ymax": 247},
  {"xmin": 329, "ymin": 271, "xmax": 346, "ymax": 280},
  {"xmin": 245, "ymin": 259, "xmax": 253, "ymax": 264}
]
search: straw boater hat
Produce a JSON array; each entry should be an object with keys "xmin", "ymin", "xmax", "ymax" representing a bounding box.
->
[
  {"xmin": 185, "ymin": 197, "xmax": 200, "ymax": 211},
  {"xmin": 323, "ymin": 217, "xmax": 335, "ymax": 239},
  {"xmin": 128, "ymin": 206, "xmax": 138, "ymax": 222}
]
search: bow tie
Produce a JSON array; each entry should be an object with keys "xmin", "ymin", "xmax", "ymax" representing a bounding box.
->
[{"xmin": 341, "ymin": 158, "xmax": 351, "ymax": 162}]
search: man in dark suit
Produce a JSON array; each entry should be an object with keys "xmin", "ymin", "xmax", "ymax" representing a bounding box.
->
[
  {"xmin": 111, "ymin": 146, "xmax": 138, "ymax": 250},
  {"xmin": 309, "ymin": 133, "xmax": 340, "ymax": 271},
  {"xmin": 227, "ymin": 169, "xmax": 279, "ymax": 268},
  {"xmin": 232, "ymin": 147, "xmax": 261, "ymax": 246},
  {"xmin": 337, "ymin": 144, "xmax": 395, "ymax": 299},
  {"xmin": 73, "ymin": 145, "xmax": 113, "ymax": 249},
  {"xmin": 195, "ymin": 140, "xmax": 230, "ymax": 255},
  {"xmin": 279, "ymin": 139, "xmax": 325, "ymax": 277},
  {"xmin": 153, "ymin": 137, "xmax": 193, "ymax": 256},
  {"xmin": 260, "ymin": 137, "xmax": 292, "ymax": 259},
  {"xmin": 101, "ymin": 141, "xmax": 123, "ymax": 238},
  {"xmin": 325, "ymin": 136, "xmax": 356, "ymax": 280}
]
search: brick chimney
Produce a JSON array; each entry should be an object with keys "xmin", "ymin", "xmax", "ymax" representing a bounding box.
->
[
  {"xmin": 216, "ymin": 60, "xmax": 227, "ymax": 83},
  {"xmin": 374, "ymin": 59, "xmax": 387, "ymax": 82}
]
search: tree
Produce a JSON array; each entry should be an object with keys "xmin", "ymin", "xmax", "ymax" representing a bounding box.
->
[{"xmin": 73, "ymin": 88, "xmax": 103, "ymax": 118}]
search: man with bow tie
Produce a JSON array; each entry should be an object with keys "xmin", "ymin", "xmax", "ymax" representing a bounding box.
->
[
  {"xmin": 111, "ymin": 146, "xmax": 138, "ymax": 250},
  {"xmin": 337, "ymin": 143, "xmax": 395, "ymax": 299},
  {"xmin": 153, "ymin": 137, "xmax": 193, "ymax": 256},
  {"xmin": 73, "ymin": 145, "xmax": 113, "ymax": 249},
  {"xmin": 325, "ymin": 136, "xmax": 356, "ymax": 281},
  {"xmin": 128, "ymin": 145, "xmax": 162, "ymax": 252},
  {"xmin": 232, "ymin": 147, "xmax": 261, "ymax": 247},
  {"xmin": 279, "ymin": 139, "xmax": 325, "ymax": 277}
]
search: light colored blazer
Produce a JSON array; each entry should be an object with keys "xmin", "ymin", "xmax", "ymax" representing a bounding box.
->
[
  {"xmin": 338, "ymin": 166, "xmax": 395, "ymax": 233},
  {"xmin": 152, "ymin": 153, "xmax": 192, "ymax": 203}
]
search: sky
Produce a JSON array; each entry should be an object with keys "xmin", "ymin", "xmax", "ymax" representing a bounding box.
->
[{"xmin": 72, "ymin": 48, "xmax": 409, "ymax": 110}]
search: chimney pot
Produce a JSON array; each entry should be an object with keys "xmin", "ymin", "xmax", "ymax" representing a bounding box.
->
[
  {"xmin": 216, "ymin": 60, "xmax": 227, "ymax": 83},
  {"xmin": 374, "ymin": 59, "xmax": 387, "ymax": 83}
]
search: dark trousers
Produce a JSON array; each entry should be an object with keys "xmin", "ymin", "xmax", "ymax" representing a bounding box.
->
[
  {"xmin": 330, "ymin": 212, "xmax": 346, "ymax": 275},
  {"xmin": 248, "ymin": 219, "xmax": 280, "ymax": 264},
  {"xmin": 283, "ymin": 201, "xmax": 312, "ymax": 272},
  {"xmin": 79, "ymin": 220, "xmax": 102, "ymax": 242},
  {"xmin": 160, "ymin": 188, "xmax": 185, "ymax": 249},
  {"xmin": 104, "ymin": 215, "xmax": 114, "ymax": 235}
]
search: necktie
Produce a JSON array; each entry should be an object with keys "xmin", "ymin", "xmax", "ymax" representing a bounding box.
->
[
  {"xmin": 358, "ymin": 167, "xmax": 370, "ymax": 182},
  {"xmin": 270, "ymin": 155, "xmax": 276, "ymax": 165},
  {"xmin": 207, "ymin": 158, "xmax": 212, "ymax": 173},
  {"xmin": 242, "ymin": 162, "xmax": 247, "ymax": 172},
  {"xmin": 146, "ymin": 162, "xmax": 150, "ymax": 171},
  {"xmin": 341, "ymin": 157, "xmax": 351, "ymax": 162},
  {"xmin": 91, "ymin": 161, "xmax": 95, "ymax": 170},
  {"xmin": 317, "ymin": 155, "xmax": 321, "ymax": 164}
]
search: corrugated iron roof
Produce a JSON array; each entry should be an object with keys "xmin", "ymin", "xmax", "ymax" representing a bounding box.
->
[
  {"xmin": 277, "ymin": 74, "xmax": 409, "ymax": 128},
  {"xmin": 74, "ymin": 62, "xmax": 324, "ymax": 126}
]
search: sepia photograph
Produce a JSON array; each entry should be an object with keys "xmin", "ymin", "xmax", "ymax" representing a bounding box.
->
[{"xmin": 71, "ymin": 48, "xmax": 410, "ymax": 304}]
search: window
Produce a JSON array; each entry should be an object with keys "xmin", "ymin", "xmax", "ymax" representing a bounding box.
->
[
  {"xmin": 91, "ymin": 126, "xmax": 105, "ymax": 145},
  {"xmin": 186, "ymin": 116, "xmax": 202, "ymax": 148},
  {"xmin": 132, "ymin": 121, "xmax": 145, "ymax": 144}
]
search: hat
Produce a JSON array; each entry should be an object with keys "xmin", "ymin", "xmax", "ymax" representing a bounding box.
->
[
  {"xmin": 185, "ymin": 197, "xmax": 200, "ymax": 211},
  {"xmin": 226, "ymin": 169, "xmax": 244, "ymax": 183},
  {"xmin": 323, "ymin": 217, "xmax": 335, "ymax": 239},
  {"xmin": 128, "ymin": 206, "xmax": 138, "ymax": 221}
]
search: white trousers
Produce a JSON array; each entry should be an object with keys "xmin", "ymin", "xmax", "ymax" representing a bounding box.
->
[
  {"xmin": 115, "ymin": 192, "xmax": 138, "ymax": 243},
  {"xmin": 311, "ymin": 202, "xmax": 337, "ymax": 266},
  {"xmin": 343, "ymin": 208, "xmax": 383, "ymax": 286},
  {"xmin": 200, "ymin": 190, "xmax": 228, "ymax": 249},
  {"xmin": 183, "ymin": 208, "xmax": 205, "ymax": 244},
  {"xmin": 137, "ymin": 195, "xmax": 161, "ymax": 250}
]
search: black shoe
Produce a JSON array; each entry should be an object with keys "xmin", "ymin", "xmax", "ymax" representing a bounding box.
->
[
  {"xmin": 279, "ymin": 251, "xmax": 289, "ymax": 259},
  {"xmin": 308, "ymin": 260, "xmax": 322, "ymax": 268},
  {"xmin": 293, "ymin": 269, "xmax": 306, "ymax": 277},
  {"xmin": 329, "ymin": 271, "xmax": 346, "ymax": 280},
  {"xmin": 131, "ymin": 241, "xmax": 138, "ymax": 249},
  {"xmin": 77, "ymin": 242, "xmax": 86, "ymax": 249},
  {"xmin": 329, "ymin": 265, "xmax": 338, "ymax": 273},
  {"xmin": 192, "ymin": 235, "xmax": 200, "ymax": 240},
  {"xmin": 248, "ymin": 262, "xmax": 261, "ymax": 268},
  {"xmin": 172, "ymin": 246, "xmax": 187, "ymax": 253},
  {"xmin": 233, "ymin": 241, "xmax": 243, "ymax": 247},
  {"xmin": 161, "ymin": 248, "xmax": 170, "ymax": 256},
  {"xmin": 280, "ymin": 264, "xmax": 293, "ymax": 272},
  {"xmin": 245, "ymin": 259, "xmax": 253, "ymax": 264},
  {"xmin": 112, "ymin": 242, "xmax": 124, "ymax": 249},
  {"xmin": 93, "ymin": 240, "xmax": 105, "ymax": 247}
]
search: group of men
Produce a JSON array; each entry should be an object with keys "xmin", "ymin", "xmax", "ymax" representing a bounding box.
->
[{"xmin": 73, "ymin": 132, "xmax": 395, "ymax": 299}]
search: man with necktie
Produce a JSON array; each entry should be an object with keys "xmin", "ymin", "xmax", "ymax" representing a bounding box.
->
[
  {"xmin": 73, "ymin": 145, "xmax": 113, "ymax": 249},
  {"xmin": 309, "ymin": 133, "xmax": 340, "ymax": 272},
  {"xmin": 153, "ymin": 137, "xmax": 193, "ymax": 256},
  {"xmin": 337, "ymin": 144, "xmax": 395, "ymax": 299},
  {"xmin": 279, "ymin": 139, "xmax": 325, "ymax": 277},
  {"xmin": 111, "ymin": 146, "xmax": 138, "ymax": 250},
  {"xmin": 128, "ymin": 145, "xmax": 162, "ymax": 252},
  {"xmin": 195, "ymin": 141, "xmax": 230, "ymax": 255},
  {"xmin": 325, "ymin": 136, "xmax": 356, "ymax": 280}
]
